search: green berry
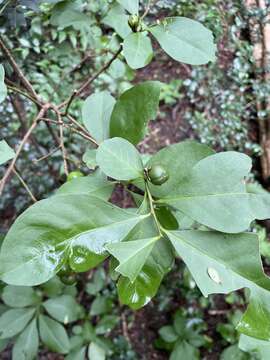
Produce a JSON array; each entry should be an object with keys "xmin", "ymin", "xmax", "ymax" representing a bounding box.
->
[
  {"xmin": 67, "ymin": 171, "xmax": 84, "ymax": 182},
  {"xmin": 59, "ymin": 273, "xmax": 77, "ymax": 286},
  {"xmin": 148, "ymin": 164, "xmax": 169, "ymax": 186}
]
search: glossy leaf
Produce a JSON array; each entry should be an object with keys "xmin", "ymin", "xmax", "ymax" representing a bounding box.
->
[
  {"xmin": 82, "ymin": 91, "xmax": 115, "ymax": 143},
  {"xmin": 96, "ymin": 137, "xmax": 143, "ymax": 180},
  {"xmin": 2, "ymin": 285, "xmax": 40, "ymax": 308},
  {"xmin": 110, "ymin": 81, "xmax": 162, "ymax": 144},
  {"xmin": 117, "ymin": 0, "xmax": 138, "ymax": 14},
  {"xmin": 102, "ymin": 4, "xmax": 131, "ymax": 38},
  {"xmin": 0, "ymin": 65, "xmax": 7, "ymax": 103},
  {"xmin": 123, "ymin": 32, "xmax": 153, "ymax": 69},
  {"xmin": 149, "ymin": 17, "xmax": 216, "ymax": 65},
  {"xmin": 159, "ymin": 151, "xmax": 270, "ymax": 233},
  {"xmin": 88, "ymin": 342, "xmax": 106, "ymax": 360},
  {"xmin": 56, "ymin": 171, "xmax": 113, "ymax": 200},
  {"xmin": 106, "ymin": 237, "xmax": 158, "ymax": 282},
  {"xmin": 12, "ymin": 318, "xmax": 39, "ymax": 360},
  {"xmin": 39, "ymin": 314, "xmax": 70, "ymax": 354},
  {"xmin": 166, "ymin": 230, "xmax": 270, "ymax": 340},
  {"xmin": 221, "ymin": 344, "xmax": 250, "ymax": 360},
  {"xmin": 0, "ymin": 140, "xmax": 15, "ymax": 165},
  {"xmin": 239, "ymin": 334, "xmax": 270, "ymax": 359},
  {"xmin": 0, "ymin": 195, "xmax": 146, "ymax": 286},
  {"xmin": 118, "ymin": 215, "xmax": 174, "ymax": 309},
  {"xmin": 0, "ymin": 308, "xmax": 35, "ymax": 339},
  {"xmin": 43, "ymin": 295, "xmax": 82, "ymax": 324},
  {"xmin": 90, "ymin": 296, "xmax": 112, "ymax": 316}
]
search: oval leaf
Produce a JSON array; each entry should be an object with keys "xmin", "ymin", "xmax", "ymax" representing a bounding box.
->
[
  {"xmin": 0, "ymin": 195, "xmax": 147, "ymax": 286},
  {"xmin": 96, "ymin": 137, "xmax": 143, "ymax": 181},
  {"xmin": 123, "ymin": 32, "xmax": 153, "ymax": 69},
  {"xmin": 39, "ymin": 314, "xmax": 70, "ymax": 354},
  {"xmin": 149, "ymin": 17, "xmax": 216, "ymax": 65},
  {"xmin": 12, "ymin": 318, "xmax": 39, "ymax": 360},
  {"xmin": 82, "ymin": 91, "xmax": 115, "ymax": 143},
  {"xmin": 110, "ymin": 81, "xmax": 162, "ymax": 145}
]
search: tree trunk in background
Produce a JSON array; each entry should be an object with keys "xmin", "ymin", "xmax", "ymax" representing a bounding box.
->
[{"xmin": 246, "ymin": 0, "xmax": 270, "ymax": 182}]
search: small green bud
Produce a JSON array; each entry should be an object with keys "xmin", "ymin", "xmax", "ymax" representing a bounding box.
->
[
  {"xmin": 147, "ymin": 164, "xmax": 169, "ymax": 186},
  {"xmin": 128, "ymin": 14, "xmax": 142, "ymax": 32}
]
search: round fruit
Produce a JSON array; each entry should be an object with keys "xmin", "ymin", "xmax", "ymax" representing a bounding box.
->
[
  {"xmin": 148, "ymin": 164, "xmax": 169, "ymax": 186},
  {"xmin": 59, "ymin": 273, "xmax": 77, "ymax": 286},
  {"xmin": 58, "ymin": 263, "xmax": 72, "ymax": 277},
  {"xmin": 67, "ymin": 171, "xmax": 84, "ymax": 182}
]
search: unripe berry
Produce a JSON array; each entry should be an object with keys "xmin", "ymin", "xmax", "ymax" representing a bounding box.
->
[{"xmin": 148, "ymin": 164, "xmax": 169, "ymax": 185}]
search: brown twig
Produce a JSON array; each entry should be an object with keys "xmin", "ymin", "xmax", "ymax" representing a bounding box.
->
[
  {"xmin": 33, "ymin": 145, "xmax": 61, "ymax": 163},
  {"xmin": 0, "ymin": 35, "xmax": 39, "ymax": 101},
  {"xmin": 0, "ymin": 105, "xmax": 50, "ymax": 195},
  {"xmin": 13, "ymin": 168, "xmax": 37, "ymax": 203},
  {"xmin": 58, "ymin": 46, "xmax": 122, "ymax": 111}
]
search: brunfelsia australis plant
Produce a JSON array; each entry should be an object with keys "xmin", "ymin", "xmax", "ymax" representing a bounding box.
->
[{"xmin": 0, "ymin": 0, "xmax": 270, "ymax": 348}]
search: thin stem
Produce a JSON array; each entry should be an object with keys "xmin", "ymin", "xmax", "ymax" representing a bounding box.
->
[
  {"xmin": 33, "ymin": 145, "xmax": 61, "ymax": 163},
  {"xmin": 65, "ymin": 114, "xmax": 99, "ymax": 146},
  {"xmin": 13, "ymin": 168, "xmax": 37, "ymax": 203},
  {"xmin": 0, "ymin": 105, "xmax": 50, "ymax": 195},
  {"xmin": 0, "ymin": 35, "xmax": 39, "ymax": 100},
  {"xmin": 145, "ymin": 182, "xmax": 162, "ymax": 236},
  {"xmin": 54, "ymin": 110, "xmax": 69, "ymax": 176},
  {"xmin": 141, "ymin": 0, "xmax": 158, "ymax": 20},
  {"xmin": 58, "ymin": 46, "xmax": 122, "ymax": 111},
  {"xmin": 7, "ymin": 84, "xmax": 42, "ymax": 106}
]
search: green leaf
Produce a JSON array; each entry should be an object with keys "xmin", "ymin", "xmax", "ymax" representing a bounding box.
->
[
  {"xmin": 65, "ymin": 346, "xmax": 87, "ymax": 360},
  {"xmin": 110, "ymin": 81, "xmax": 162, "ymax": 145},
  {"xmin": 39, "ymin": 314, "xmax": 70, "ymax": 354},
  {"xmin": 88, "ymin": 342, "xmax": 106, "ymax": 360},
  {"xmin": 118, "ymin": 215, "xmax": 174, "ymax": 309},
  {"xmin": 102, "ymin": 4, "xmax": 131, "ymax": 38},
  {"xmin": 50, "ymin": 1, "xmax": 90, "ymax": 31},
  {"xmin": 90, "ymin": 296, "xmax": 112, "ymax": 316},
  {"xmin": 83, "ymin": 149, "xmax": 97, "ymax": 170},
  {"xmin": 0, "ymin": 65, "xmax": 7, "ymax": 103},
  {"xmin": 82, "ymin": 91, "xmax": 116, "ymax": 143},
  {"xmin": 2, "ymin": 285, "xmax": 40, "ymax": 308},
  {"xmin": 43, "ymin": 295, "xmax": 82, "ymax": 324},
  {"xmin": 158, "ymin": 151, "xmax": 270, "ymax": 233},
  {"xmin": 12, "ymin": 318, "xmax": 39, "ymax": 360},
  {"xmin": 149, "ymin": 17, "xmax": 216, "ymax": 65},
  {"xmin": 0, "ymin": 140, "xmax": 15, "ymax": 165},
  {"xmin": 86, "ymin": 268, "xmax": 106, "ymax": 295},
  {"xmin": 0, "ymin": 308, "xmax": 35, "ymax": 339},
  {"xmin": 221, "ymin": 344, "xmax": 250, "ymax": 360},
  {"xmin": 117, "ymin": 0, "xmax": 138, "ymax": 14},
  {"xmin": 96, "ymin": 137, "xmax": 143, "ymax": 180},
  {"xmin": 166, "ymin": 230, "xmax": 270, "ymax": 340},
  {"xmin": 0, "ymin": 195, "xmax": 147, "ymax": 286},
  {"xmin": 95, "ymin": 315, "xmax": 119, "ymax": 335},
  {"xmin": 144, "ymin": 140, "xmax": 214, "ymax": 199},
  {"xmin": 106, "ymin": 237, "xmax": 158, "ymax": 282},
  {"xmin": 159, "ymin": 325, "xmax": 178, "ymax": 343},
  {"xmin": 170, "ymin": 340, "xmax": 199, "ymax": 360},
  {"xmin": 123, "ymin": 32, "xmax": 153, "ymax": 69},
  {"xmin": 239, "ymin": 334, "xmax": 270, "ymax": 359},
  {"xmin": 56, "ymin": 171, "xmax": 113, "ymax": 200},
  {"xmin": 0, "ymin": 339, "xmax": 8, "ymax": 352},
  {"xmin": 66, "ymin": 346, "xmax": 86, "ymax": 360}
]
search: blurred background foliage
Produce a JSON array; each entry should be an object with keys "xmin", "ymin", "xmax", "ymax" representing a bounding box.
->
[{"xmin": 0, "ymin": 0, "xmax": 270, "ymax": 358}]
